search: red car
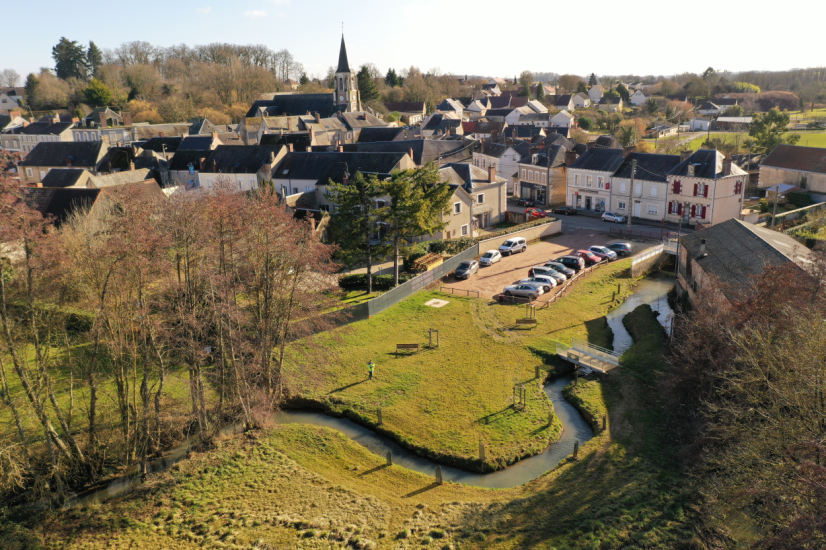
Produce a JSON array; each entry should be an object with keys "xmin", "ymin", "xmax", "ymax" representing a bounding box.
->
[
  {"xmin": 525, "ymin": 207, "xmax": 548, "ymax": 219},
  {"xmin": 575, "ymin": 249, "xmax": 601, "ymax": 266}
]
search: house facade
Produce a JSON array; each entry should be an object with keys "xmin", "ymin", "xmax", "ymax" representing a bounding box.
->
[
  {"xmin": 629, "ymin": 90, "xmax": 649, "ymax": 106},
  {"xmin": 587, "ymin": 86, "xmax": 604, "ymax": 104},
  {"xmin": 197, "ymin": 145, "xmax": 285, "ymax": 192},
  {"xmin": 472, "ymin": 142, "xmax": 527, "ymax": 195},
  {"xmin": 608, "ymin": 153, "xmax": 682, "ymax": 222},
  {"xmin": 758, "ymin": 144, "xmax": 826, "ymax": 201},
  {"xmin": 436, "ymin": 163, "xmax": 508, "ymax": 239},
  {"xmin": 517, "ymin": 146, "xmax": 571, "ymax": 206},
  {"xmin": 9, "ymin": 120, "xmax": 74, "ymax": 153},
  {"xmin": 573, "ymin": 93, "xmax": 591, "ymax": 108},
  {"xmin": 550, "ymin": 110, "xmax": 575, "ymax": 128},
  {"xmin": 19, "ymin": 141, "xmax": 109, "ymax": 185},
  {"xmin": 566, "ymin": 148, "xmax": 624, "ymax": 212},
  {"xmin": 598, "ymin": 97, "xmax": 623, "ymax": 112}
]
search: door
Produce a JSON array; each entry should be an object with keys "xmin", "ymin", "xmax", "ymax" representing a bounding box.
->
[
  {"xmin": 585, "ymin": 196, "xmax": 592, "ymax": 210},
  {"xmin": 634, "ymin": 202, "xmax": 641, "ymax": 217}
]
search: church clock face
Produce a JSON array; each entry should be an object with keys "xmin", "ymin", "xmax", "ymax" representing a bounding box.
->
[{"xmin": 339, "ymin": 95, "xmax": 344, "ymax": 101}]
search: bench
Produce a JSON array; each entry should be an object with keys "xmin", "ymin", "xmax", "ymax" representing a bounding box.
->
[
  {"xmin": 396, "ymin": 343, "xmax": 419, "ymax": 353},
  {"xmin": 516, "ymin": 318, "xmax": 538, "ymax": 328}
]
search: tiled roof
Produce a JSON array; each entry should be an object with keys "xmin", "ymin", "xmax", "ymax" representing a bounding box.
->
[
  {"xmin": 20, "ymin": 142, "xmax": 107, "ymax": 168},
  {"xmin": 568, "ymin": 148, "xmax": 625, "ymax": 172},
  {"xmin": 345, "ymin": 139, "xmax": 474, "ymax": 165},
  {"xmin": 273, "ymin": 152, "xmax": 407, "ymax": 183},
  {"xmin": 356, "ymin": 127, "xmax": 415, "ymax": 143},
  {"xmin": 140, "ymin": 136, "xmax": 183, "ymax": 153},
  {"xmin": 202, "ymin": 145, "xmax": 283, "ymax": 174},
  {"xmin": 245, "ymin": 94, "xmax": 337, "ymax": 118},
  {"xmin": 668, "ymin": 149, "xmax": 747, "ymax": 179},
  {"xmin": 760, "ymin": 144, "xmax": 826, "ymax": 175},
  {"xmin": 614, "ymin": 153, "xmax": 681, "ymax": 182}
]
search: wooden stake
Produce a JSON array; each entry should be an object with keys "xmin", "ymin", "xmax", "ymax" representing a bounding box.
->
[
  {"xmin": 377, "ymin": 406, "xmax": 382, "ymax": 426},
  {"xmin": 548, "ymin": 412, "xmax": 553, "ymax": 426},
  {"xmin": 385, "ymin": 450, "xmax": 392, "ymax": 465},
  {"xmin": 435, "ymin": 465, "xmax": 443, "ymax": 484},
  {"xmin": 602, "ymin": 416, "xmax": 607, "ymax": 431},
  {"xmin": 535, "ymin": 366, "xmax": 540, "ymax": 380},
  {"xmin": 573, "ymin": 440, "xmax": 579, "ymax": 459},
  {"xmin": 479, "ymin": 440, "xmax": 486, "ymax": 461}
]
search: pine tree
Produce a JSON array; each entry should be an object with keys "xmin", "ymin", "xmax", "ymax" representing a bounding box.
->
[
  {"xmin": 299, "ymin": 73, "xmax": 309, "ymax": 86},
  {"xmin": 535, "ymin": 82, "xmax": 546, "ymax": 102},
  {"xmin": 52, "ymin": 37, "xmax": 87, "ymax": 80},
  {"xmin": 357, "ymin": 66, "xmax": 380, "ymax": 103},
  {"xmin": 385, "ymin": 68, "xmax": 398, "ymax": 88},
  {"xmin": 86, "ymin": 41, "xmax": 103, "ymax": 79},
  {"xmin": 24, "ymin": 73, "xmax": 39, "ymax": 109},
  {"xmin": 588, "ymin": 73, "xmax": 598, "ymax": 86}
]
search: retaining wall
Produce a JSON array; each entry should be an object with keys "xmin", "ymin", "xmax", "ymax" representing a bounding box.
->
[{"xmin": 477, "ymin": 219, "xmax": 563, "ymax": 251}]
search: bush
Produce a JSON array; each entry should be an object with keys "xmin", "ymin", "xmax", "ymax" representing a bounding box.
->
[
  {"xmin": 758, "ymin": 198, "xmax": 769, "ymax": 213},
  {"xmin": 786, "ymin": 191, "xmax": 813, "ymax": 208},
  {"xmin": 578, "ymin": 116, "xmax": 593, "ymax": 130},
  {"xmin": 338, "ymin": 273, "xmax": 414, "ymax": 291}
]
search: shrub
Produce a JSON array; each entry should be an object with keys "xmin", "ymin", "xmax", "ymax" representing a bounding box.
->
[
  {"xmin": 578, "ymin": 116, "xmax": 593, "ymax": 130},
  {"xmin": 338, "ymin": 273, "xmax": 414, "ymax": 291},
  {"xmin": 786, "ymin": 191, "xmax": 813, "ymax": 208},
  {"xmin": 430, "ymin": 528, "xmax": 446, "ymax": 538}
]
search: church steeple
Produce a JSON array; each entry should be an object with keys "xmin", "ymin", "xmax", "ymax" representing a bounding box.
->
[
  {"xmin": 334, "ymin": 34, "xmax": 361, "ymax": 113},
  {"xmin": 337, "ymin": 35, "xmax": 351, "ymax": 74}
]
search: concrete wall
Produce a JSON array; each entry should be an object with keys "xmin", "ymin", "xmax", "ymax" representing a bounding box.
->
[
  {"xmin": 477, "ymin": 219, "xmax": 562, "ymax": 251},
  {"xmin": 759, "ymin": 165, "xmax": 826, "ymax": 194}
]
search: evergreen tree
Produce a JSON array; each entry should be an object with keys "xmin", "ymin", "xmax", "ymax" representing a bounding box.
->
[
  {"xmin": 535, "ymin": 82, "xmax": 546, "ymax": 102},
  {"xmin": 615, "ymin": 83, "xmax": 630, "ymax": 102},
  {"xmin": 84, "ymin": 78, "xmax": 112, "ymax": 107},
  {"xmin": 357, "ymin": 65, "xmax": 380, "ymax": 103},
  {"xmin": 52, "ymin": 37, "xmax": 87, "ymax": 80},
  {"xmin": 576, "ymin": 81, "xmax": 588, "ymax": 94},
  {"xmin": 385, "ymin": 68, "xmax": 398, "ymax": 87},
  {"xmin": 325, "ymin": 172, "xmax": 389, "ymax": 295},
  {"xmin": 749, "ymin": 108, "xmax": 801, "ymax": 153},
  {"xmin": 24, "ymin": 73, "xmax": 39, "ymax": 109},
  {"xmin": 86, "ymin": 41, "xmax": 103, "ymax": 79},
  {"xmin": 588, "ymin": 73, "xmax": 598, "ymax": 86},
  {"xmin": 299, "ymin": 73, "xmax": 309, "ymax": 86}
]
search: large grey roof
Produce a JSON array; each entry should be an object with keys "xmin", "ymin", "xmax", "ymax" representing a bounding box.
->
[
  {"xmin": 345, "ymin": 139, "xmax": 474, "ymax": 165},
  {"xmin": 614, "ymin": 153, "xmax": 682, "ymax": 182},
  {"xmin": 19, "ymin": 122, "xmax": 74, "ymax": 135},
  {"xmin": 273, "ymin": 152, "xmax": 407, "ymax": 184},
  {"xmin": 337, "ymin": 36, "xmax": 351, "ymax": 73},
  {"xmin": 438, "ymin": 162, "xmax": 506, "ymax": 192},
  {"xmin": 356, "ymin": 127, "xmax": 415, "ymax": 143},
  {"xmin": 20, "ymin": 141, "xmax": 107, "ymax": 168},
  {"xmin": 41, "ymin": 168, "xmax": 88, "ymax": 188},
  {"xmin": 203, "ymin": 145, "xmax": 282, "ymax": 174},
  {"xmin": 668, "ymin": 149, "xmax": 747, "ymax": 179},
  {"xmin": 568, "ymin": 147, "xmax": 625, "ymax": 172},
  {"xmin": 245, "ymin": 94, "xmax": 338, "ymax": 118}
]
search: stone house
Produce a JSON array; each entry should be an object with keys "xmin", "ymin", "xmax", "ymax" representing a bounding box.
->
[
  {"xmin": 758, "ymin": 144, "xmax": 826, "ymax": 202},
  {"xmin": 436, "ymin": 163, "xmax": 508, "ymax": 239}
]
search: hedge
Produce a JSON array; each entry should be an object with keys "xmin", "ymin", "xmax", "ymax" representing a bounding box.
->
[{"xmin": 339, "ymin": 273, "xmax": 415, "ymax": 291}]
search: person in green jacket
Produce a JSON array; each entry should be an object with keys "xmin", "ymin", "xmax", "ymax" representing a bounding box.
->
[{"xmin": 367, "ymin": 360, "xmax": 375, "ymax": 380}]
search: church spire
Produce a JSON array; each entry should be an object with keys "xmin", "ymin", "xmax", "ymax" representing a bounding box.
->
[{"xmin": 337, "ymin": 35, "xmax": 351, "ymax": 74}]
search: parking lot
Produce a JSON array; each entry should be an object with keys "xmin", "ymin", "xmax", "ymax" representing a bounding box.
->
[{"xmin": 443, "ymin": 232, "xmax": 653, "ymax": 301}]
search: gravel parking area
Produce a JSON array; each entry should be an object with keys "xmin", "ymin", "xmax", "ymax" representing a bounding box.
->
[{"xmin": 444, "ymin": 233, "xmax": 653, "ymax": 301}]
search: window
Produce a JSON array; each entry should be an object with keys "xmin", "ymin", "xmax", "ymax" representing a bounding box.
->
[
  {"xmin": 528, "ymin": 170, "xmax": 534, "ymax": 181},
  {"xmin": 207, "ymin": 179, "xmax": 213, "ymax": 188},
  {"xmin": 620, "ymin": 182, "xmax": 627, "ymax": 193},
  {"xmin": 26, "ymin": 168, "xmax": 33, "ymax": 178},
  {"xmin": 650, "ymin": 186, "xmax": 658, "ymax": 197},
  {"xmin": 477, "ymin": 193, "xmax": 484, "ymax": 204},
  {"xmin": 40, "ymin": 170, "xmax": 46, "ymax": 180},
  {"xmin": 454, "ymin": 202, "xmax": 462, "ymax": 215},
  {"xmin": 320, "ymin": 205, "xmax": 330, "ymax": 212},
  {"xmin": 618, "ymin": 201, "xmax": 626, "ymax": 210},
  {"xmin": 461, "ymin": 224, "xmax": 469, "ymax": 236},
  {"xmin": 541, "ymin": 173, "xmax": 546, "ymax": 184},
  {"xmin": 305, "ymin": 186, "xmax": 312, "ymax": 193},
  {"xmin": 586, "ymin": 176, "xmax": 592, "ymax": 187},
  {"xmin": 648, "ymin": 204, "xmax": 658, "ymax": 215},
  {"xmin": 634, "ymin": 183, "xmax": 642, "ymax": 195},
  {"xmin": 574, "ymin": 174, "xmax": 580, "ymax": 186},
  {"xmin": 597, "ymin": 176, "xmax": 604, "ymax": 188},
  {"xmin": 292, "ymin": 187, "xmax": 298, "ymax": 194},
  {"xmin": 521, "ymin": 169, "xmax": 527, "ymax": 179}
]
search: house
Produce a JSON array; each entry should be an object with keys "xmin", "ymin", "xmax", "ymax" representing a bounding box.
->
[
  {"xmin": 566, "ymin": 147, "xmax": 625, "ymax": 212},
  {"xmin": 666, "ymin": 94, "xmax": 689, "ymax": 103},
  {"xmin": 711, "ymin": 117, "xmax": 753, "ymax": 131},
  {"xmin": 551, "ymin": 110, "xmax": 575, "ymax": 128},
  {"xmin": 9, "ymin": 119, "xmax": 74, "ymax": 153},
  {"xmin": 689, "ymin": 117, "xmax": 711, "ymax": 131},
  {"xmin": 344, "ymin": 139, "xmax": 474, "ymax": 167},
  {"xmin": 711, "ymin": 97, "xmax": 739, "ymax": 113},
  {"xmin": 72, "ymin": 110, "xmax": 132, "ymax": 145},
  {"xmin": 384, "ymin": 101, "xmax": 426, "ymax": 125},
  {"xmin": 197, "ymin": 145, "xmax": 286, "ymax": 191},
  {"xmin": 609, "ymin": 153, "xmax": 682, "ymax": 221},
  {"xmin": 553, "ymin": 95, "xmax": 575, "ymax": 111},
  {"xmin": 675, "ymin": 218, "xmax": 811, "ymax": 306},
  {"xmin": 132, "ymin": 123, "xmax": 191, "ymax": 142},
  {"xmin": 647, "ymin": 122, "xmax": 677, "ymax": 139},
  {"xmin": 436, "ymin": 163, "xmax": 508, "ymax": 238},
  {"xmin": 168, "ymin": 150, "xmax": 210, "ymax": 189},
  {"xmin": 138, "ymin": 136, "xmax": 182, "ymax": 159},
  {"xmin": 758, "ymin": 144, "xmax": 826, "ymax": 201},
  {"xmin": 697, "ymin": 102, "xmax": 723, "ymax": 116},
  {"xmin": 337, "ymin": 111, "xmax": 390, "ymax": 141},
  {"xmin": 573, "ymin": 93, "xmax": 591, "ymax": 109},
  {"xmin": 514, "ymin": 112, "xmax": 551, "ymax": 128},
  {"xmin": 0, "ymin": 87, "xmax": 25, "ymax": 105},
  {"xmin": 41, "ymin": 167, "xmax": 152, "ymax": 189},
  {"xmin": 473, "ymin": 141, "xmax": 530, "ymax": 195},
  {"xmin": 630, "ymin": 89, "xmax": 650, "ymax": 106},
  {"xmin": 517, "ymin": 145, "xmax": 572, "ymax": 206},
  {"xmin": 0, "ymin": 90, "xmax": 20, "ymax": 114},
  {"xmin": 285, "ymin": 78, "xmax": 300, "ymax": 91},
  {"xmin": 356, "ymin": 127, "xmax": 415, "ymax": 143},
  {"xmin": 19, "ymin": 141, "xmax": 109, "ymax": 185},
  {"xmin": 509, "ymin": 125, "xmax": 546, "ymax": 140},
  {"xmin": 664, "ymin": 149, "xmax": 748, "ymax": 227},
  {"xmin": 464, "ymin": 97, "xmax": 491, "ymax": 115},
  {"xmin": 271, "ymin": 151, "xmax": 414, "ymax": 210},
  {"xmin": 597, "ymin": 97, "xmax": 623, "ymax": 112},
  {"xmin": 467, "ymin": 120, "xmax": 507, "ymax": 141},
  {"xmin": 421, "ymin": 113, "xmax": 463, "ymax": 138},
  {"xmin": 545, "ymin": 126, "xmax": 572, "ymax": 139},
  {"xmin": 488, "ymin": 78, "xmax": 508, "ymax": 87},
  {"xmin": 82, "ymin": 107, "xmax": 123, "ymax": 128},
  {"xmin": 587, "ymin": 86, "xmax": 605, "ymax": 104},
  {"xmin": 526, "ymin": 100, "xmax": 548, "ymax": 114},
  {"xmin": 480, "ymin": 107, "xmax": 524, "ymax": 126},
  {"xmin": 435, "ymin": 98, "xmax": 465, "ymax": 119}
]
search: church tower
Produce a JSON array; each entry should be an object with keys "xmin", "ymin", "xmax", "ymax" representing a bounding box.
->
[{"xmin": 334, "ymin": 35, "xmax": 361, "ymax": 113}]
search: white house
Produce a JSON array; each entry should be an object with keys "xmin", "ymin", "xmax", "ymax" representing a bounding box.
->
[
  {"xmin": 473, "ymin": 141, "xmax": 529, "ymax": 195},
  {"xmin": 526, "ymin": 100, "xmax": 548, "ymax": 114},
  {"xmin": 573, "ymin": 93, "xmax": 591, "ymax": 109},
  {"xmin": 550, "ymin": 110, "xmax": 575, "ymax": 128},
  {"xmin": 608, "ymin": 153, "xmax": 682, "ymax": 221},
  {"xmin": 587, "ymin": 85, "xmax": 605, "ymax": 104},
  {"xmin": 697, "ymin": 102, "xmax": 722, "ymax": 116},
  {"xmin": 629, "ymin": 89, "xmax": 650, "ymax": 106},
  {"xmin": 566, "ymin": 148, "xmax": 625, "ymax": 212},
  {"xmin": 647, "ymin": 123, "xmax": 678, "ymax": 139},
  {"xmin": 197, "ymin": 145, "xmax": 284, "ymax": 192},
  {"xmin": 0, "ymin": 91, "xmax": 20, "ymax": 114},
  {"xmin": 689, "ymin": 118, "xmax": 711, "ymax": 131}
]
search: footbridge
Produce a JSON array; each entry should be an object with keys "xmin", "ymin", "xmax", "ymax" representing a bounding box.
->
[{"xmin": 554, "ymin": 338, "xmax": 622, "ymax": 373}]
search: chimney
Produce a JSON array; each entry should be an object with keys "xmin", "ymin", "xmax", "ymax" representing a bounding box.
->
[
  {"xmin": 565, "ymin": 150, "xmax": 577, "ymax": 166},
  {"xmin": 122, "ymin": 112, "xmax": 132, "ymax": 126},
  {"xmin": 159, "ymin": 131, "xmax": 164, "ymax": 138},
  {"xmin": 409, "ymin": 147, "xmax": 415, "ymax": 162},
  {"xmin": 309, "ymin": 127, "xmax": 315, "ymax": 142},
  {"xmin": 99, "ymin": 111, "xmax": 107, "ymax": 128},
  {"xmin": 211, "ymin": 131, "xmax": 218, "ymax": 142},
  {"xmin": 338, "ymin": 145, "xmax": 344, "ymax": 152},
  {"xmin": 488, "ymin": 164, "xmax": 496, "ymax": 183},
  {"xmin": 9, "ymin": 110, "xmax": 21, "ymax": 118},
  {"xmin": 699, "ymin": 238, "xmax": 707, "ymax": 258},
  {"xmin": 680, "ymin": 150, "xmax": 692, "ymax": 162},
  {"xmin": 491, "ymin": 130, "xmax": 499, "ymax": 141},
  {"xmin": 129, "ymin": 161, "xmax": 135, "ymax": 171},
  {"xmin": 722, "ymin": 154, "xmax": 732, "ymax": 176},
  {"xmin": 343, "ymin": 172, "xmax": 349, "ymax": 185},
  {"xmin": 288, "ymin": 143, "xmax": 294, "ymax": 152},
  {"xmin": 622, "ymin": 145, "xmax": 636, "ymax": 158},
  {"xmin": 314, "ymin": 112, "xmax": 321, "ymax": 124},
  {"xmin": 269, "ymin": 151, "xmax": 275, "ymax": 163}
]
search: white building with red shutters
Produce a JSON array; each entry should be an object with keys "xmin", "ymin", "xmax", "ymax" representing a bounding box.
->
[{"xmin": 664, "ymin": 149, "xmax": 748, "ymax": 227}]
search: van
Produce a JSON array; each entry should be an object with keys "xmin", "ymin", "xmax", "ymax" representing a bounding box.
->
[{"xmin": 498, "ymin": 237, "xmax": 527, "ymax": 256}]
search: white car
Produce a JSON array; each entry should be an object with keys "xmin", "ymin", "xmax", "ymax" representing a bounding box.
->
[
  {"xmin": 588, "ymin": 245, "xmax": 618, "ymax": 261},
  {"xmin": 503, "ymin": 284, "xmax": 544, "ymax": 300},
  {"xmin": 520, "ymin": 276, "xmax": 558, "ymax": 293},
  {"xmin": 479, "ymin": 249, "xmax": 502, "ymax": 266},
  {"xmin": 498, "ymin": 237, "xmax": 527, "ymax": 256},
  {"xmin": 601, "ymin": 212, "xmax": 626, "ymax": 223}
]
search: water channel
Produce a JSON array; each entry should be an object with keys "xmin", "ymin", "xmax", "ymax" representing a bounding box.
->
[{"xmin": 71, "ymin": 271, "xmax": 676, "ymax": 504}]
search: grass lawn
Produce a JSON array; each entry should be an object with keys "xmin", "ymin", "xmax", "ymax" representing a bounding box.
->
[
  {"xmin": 685, "ymin": 131, "xmax": 826, "ymax": 151},
  {"xmin": 24, "ymin": 301, "xmax": 697, "ymax": 550},
  {"xmin": 285, "ymin": 259, "xmax": 635, "ymax": 471}
]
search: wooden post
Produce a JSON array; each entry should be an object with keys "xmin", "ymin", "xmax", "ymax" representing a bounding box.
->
[
  {"xmin": 548, "ymin": 412, "xmax": 553, "ymax": 426},
  {"xmin": 435, "ymin": 465, "xmax": 443, "ymax": 484},
  {"xmin": 612, "ymin": 291, "xmax": 616, "ymax": 302},
  {"xmin": 617, "ymin": 283, "xmax": 621, "ymax": 294},
  {"xmin": 535, "ymin": 366, "xmax": 540, "ymax": 380},
  {"xmin": 385, "ymin": 450, "xmax": 392, "ymax": 465},
  {"xmin": 602, "ymin": 416, "xmax": 607, "ymax": 432},
  {"xmin": 573, "ymin": 440, "xmax": 579, "ymax": 459},
  {"xmin": 377, "ymin": 406, "xmax": 383, "ymax": 426},
  {"xmin": 479, "ymin": 440, "xmax": 486, "ymax": 461},
  {"xmin": 575, "ymin": 368, "xmax": 579, "ymax": 386}
]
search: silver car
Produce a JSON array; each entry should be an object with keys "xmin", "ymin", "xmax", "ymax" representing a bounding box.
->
[
  {"xmin": 520, "ymin": 276, "xmax": 558, "ymax": 293},
  {"xmin": 503, "ymin": 284, "xmax": 544, "ymax": 300}
]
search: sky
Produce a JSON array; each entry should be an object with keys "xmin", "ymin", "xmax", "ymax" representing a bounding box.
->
[{"xmin": 3, "ymin": 0, "xmax": 824, "ymax": 84}]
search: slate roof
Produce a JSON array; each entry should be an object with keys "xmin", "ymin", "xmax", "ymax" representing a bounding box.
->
[
  {"xmin": 545, "ymin": 126, "xmax": 571, "ymax": 138},
  {"xmin": 245, "ymin": 94, "xmax": 338, "ymax": 118},
  {"xmin": 595, "ymin": 135, "xmax": 622, "ymax": 149},
  {"xmin": 600, "ymin": 96, "xmax": 622, "ymax": 105},
  {"xmin": 202, "ymin": 145, "xmax": 283, "ymax": 174},
  {"xmin": 436, "ymin": 98, "xmax": 464, "ymax": 112},
  {"xmin": 169, "ymin": 150, "xmax": 209, "ymax": 172},
  {"xmin": 482, "ymin": 108, "xmax": 518, "ymax": 119},
  {"xmin": 510, "ymin": 97, "xmax": 529, "ymax": 108},
  {"xmin": 487, "ymin": 96, "xmax": 512, "ymax": 109},
  {"xmin": 614, "ymin": 153, "xmax": 682, "ymax": 182},
  {"xmin": 337, "ymin": 36, "xmax": 351, "ymax": 73},
  {"xmin": 712, "ymin": 97, "xmax": 739, "ymax": 106},
  {"xmin": 338, "ymin": 112, "xmax": 386, "ymax": 130},
  {"xmin": 698, "ymin": 102, "xmax": 720, "ymax": 111},
  {"xmin": 20, "ymin": 142, "xmax": 107, "ymax": 168},
  {"xmin": 140, "ymin": 136, "xmax": 182, "ymax": 153},
  {"xmin": 384, "ymin": 101, "xmax": 425, "ymax": 113},
  {"xmin": 423, "ymin": 114, "xmax": 461, "ymax": 132},
  {"xmin": 760, "ymin": 144, "xmax": 826, "ymax": 174},
  {"xmin": 666, "ymin": 94, "xmax": 689, "ymax": 102},
  {"xmin": 356, "ymin": 127, "xmax": 415, "ymax": 143},
  {"xmin": 84, "ymin": 107, "xmax": 122, "ymax": 124},
  {"xmin": 88, "ymin": 169, "xmax": 153, "ymax": 188},
  {"xmin": 438, "ymin": 162, "xmax": 507, "ymax": 192},
  {"xmin": 41, "ymin": 168, "xmax": 89, "ymax": 188},
  {"xmin": 132, "ymin": 124, "xmax": 191, "ymax": 139},
  {"xmin": 668, "ymin": 149, "xmax": 748, "ymax": 179},
  {"xmin": 510, "ymin": 126, "xmax": 545, "ymax": 138},
  {"xmin": 23, "ymin": 187, "xmax": 101, "ymax": 226},
  {"xmin": 542, "ymin": 133, "xmax": 575, "ymax": 149},
  {"xmin": 345, "ymin": 139, "xmax": 474, "ymax": 165},
  {"xmin": 179, "ymin": 136, "xmax": 214, "ymax": 151},
  {"xmin": 554, "ymin": 95, "xmax": 573, "ymax": 106},
  {"xmin": 272, "ymin": 152, "xmax": 408, "ymax": 184},
  {"xmin": 521, "ymin": 144, "xmax": 568, "ymax": 168},
  {"xmin": 680, "ymin": 218, "xmax": 811, "ymax": 300},
  {"xmin": 19, "ymin": 122, "xmax": 73, "ymax": 135},
  {"xmin": 568, "ymin": 148, "xmax": 625, "ymax": 172}
]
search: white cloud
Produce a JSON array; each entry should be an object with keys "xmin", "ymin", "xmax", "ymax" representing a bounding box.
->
[
  {"xmin": 244, "ymin": 9, "xmax": 268, "ymax": 18},
  {"xmin": 196, "ymin": 6, "xmax": 211, "ymax": 14},
  {"xmin": 268, "ymin": 0, "xmax": 291, "ymax": 5}
]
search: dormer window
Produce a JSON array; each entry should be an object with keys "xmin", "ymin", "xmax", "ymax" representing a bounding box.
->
[{"xmin": 687, "ymin": 164, "xmax": 695, "ymax": 176}]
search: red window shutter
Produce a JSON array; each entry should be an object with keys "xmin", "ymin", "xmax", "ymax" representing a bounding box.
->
[
  {"xmin": 693, "ymin": 183, "xmax": 699, "ymax": 196},
  {"xmin": 691, "ymin": 205, "xmax": 696, "ymax": 217},
  {"xmin": 702, "ymin": 206, "xmax": 707, "ymax": 219},
  {"xmin": 703, "ymin": 185, "xmax": 709, "ymax": 198},
  {"xmin": 605, "ymin": 181, "xmax": 610, "ymax": 190},
  {"xmin": 678, "ymin": 203, "xmax": 683, "ymax": 215}
]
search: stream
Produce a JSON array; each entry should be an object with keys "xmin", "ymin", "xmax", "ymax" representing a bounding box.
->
[{"xmin": 71, "ymin": 272, "xmax": 676, "ymax": 505}]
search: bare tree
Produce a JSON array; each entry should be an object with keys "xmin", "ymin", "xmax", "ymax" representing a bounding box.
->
[{"xmin": 1, "ymin": 68, "xmax": 21, "ymax": 88}]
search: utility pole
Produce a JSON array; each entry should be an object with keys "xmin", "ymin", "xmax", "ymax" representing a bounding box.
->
[
  {"xmin": 627, "ymin": 159, "xmax": 636, "ymax": 230},
  {"xmin": 771, "ymin": 185, "xmax": 779, "ymax": 229}
]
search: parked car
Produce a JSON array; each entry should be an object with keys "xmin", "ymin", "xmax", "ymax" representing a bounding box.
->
[
  {"xmin": 454, "ymin": 260, "xmax": 479, "ymax": 279},
  {"xmin": 503, "ymin": 284, "xmax": 543, "ymax": 300},
  {"xmin": 575, "ymin": 249, "xmax": 601, "ymax": 266},
  {"xmin": 554, "ymin": 255, "xmax": 586, "ymax": 272},
  {"xmin": 601, "ymin": 212, "xmax": 626, "ymax": 223},
  {"xmin": 479, "ymin": 250, "xmax": 502, "ymax": 266},
  {"xmin": 588, "ymin": 245, "xmax": 618, "ymax": 261},
  {"xmin": 525, "ymin": 207, "xmax": 548, "ymax": 219},
  {"xmin": 520, "ymin": 276, "xmax": 557, "ymax": 293},
  {"xmin": 606, "ymin": 242, "xmax": 633, "ymax": 257},
  {"xmin": 498, "ymin": 237, "xmax": 527, "ymax": 256},
  {"xmin": 528, "ymin": 266, "xmax": 565, "ymax": 283},
  {"xmin": 514, "ymin": 198, "xmax": 535, "ymax": 207},
  {"xmin": 553, "ymin": 206, "xmax": 577, "ymax": 216},
  {"xmin": 543, "ymin": 261, "xmax": 575, "ymax": 279}
]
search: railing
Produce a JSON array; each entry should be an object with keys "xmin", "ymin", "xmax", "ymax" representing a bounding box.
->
[
  {"xmin": 571, "ymin": 338, "xmax": 621, "ymax": 366},
  {"xmin": 540, "ymin": 260, "xmax": 607, "ymax": 308},
  {"xmin": 440, "ymin": 286, "xmax": 480, "ymax": 298},
  {"xmin": 608, "ymin": 227, "xmax": 674, "ymax": 241},
  {"xmin": 632, "ymin": 244, "xmax": 666, "ymax": 265}
]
